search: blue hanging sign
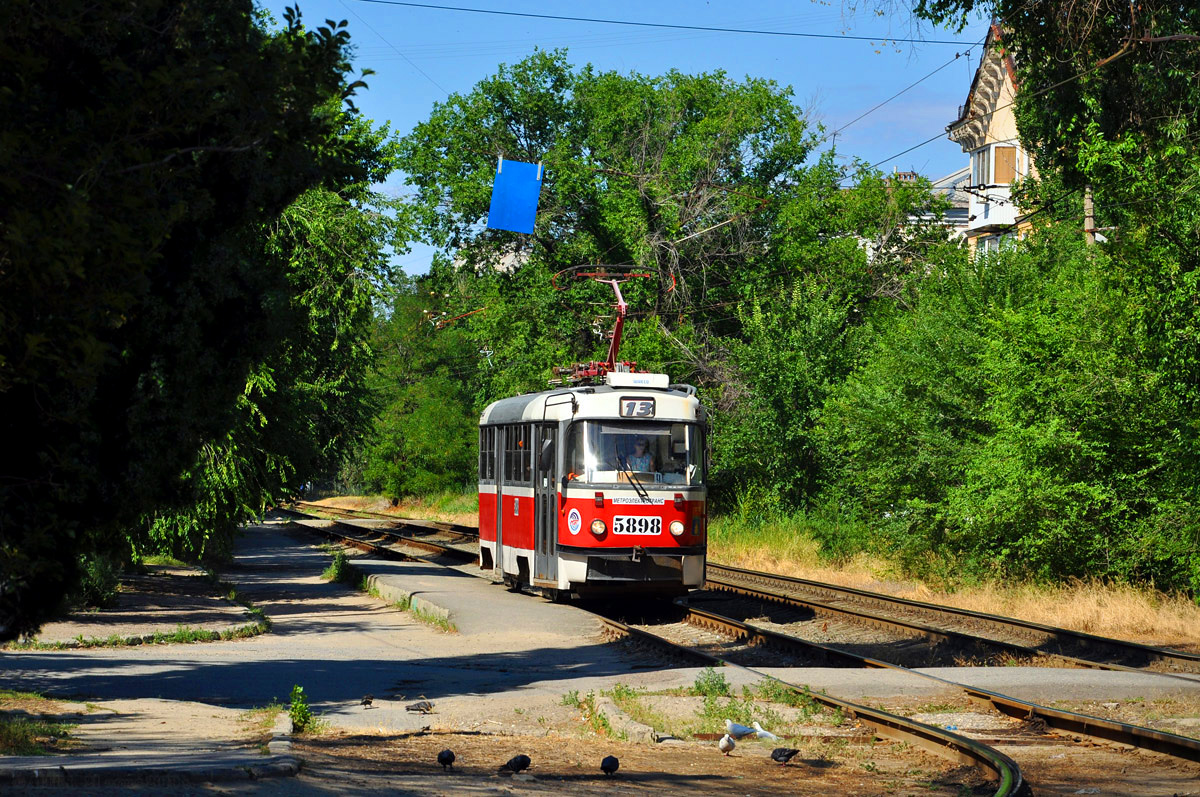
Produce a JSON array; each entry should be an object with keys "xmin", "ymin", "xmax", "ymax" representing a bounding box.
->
[{"xmin": 487, "ymin": 157, "xmax": 543, "ymax": 234}]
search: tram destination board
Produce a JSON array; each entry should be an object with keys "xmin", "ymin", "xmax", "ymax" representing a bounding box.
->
[
  {"xmin": 619, "ymin": 396, "xmax": 656, "ymax": 417},
  {"xmin": 613, "ymin": 516, "xmax": 662, "ymax": 535}
]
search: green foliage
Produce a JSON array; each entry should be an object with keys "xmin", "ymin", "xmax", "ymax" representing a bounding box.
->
[
  {"xmin": 691, "ymin": 666, "xmax": 732, "ymax": 698},
  {"xmin": 322, "ymin": 551, "xmax": 354, "ymax": 584},
  {"xmin": 288, "ymin": 685, "xmax": 314, "ymax": 732},
  {"xmin": 369, "ymin": 49, "xmax": 949, "ymax": 500},
  {"xmin": 71, "ymin": 554, "xmax": 123, "ymax": 610},
  {"xmin": 0, "ymin": 1, "xmax": 395, "ymax": 639},
  {"xmin": 0, "ymin": 716, "xmax": 75, "ymax": 756},
  {"xmin": 821, "ymin": 227, "xmax": 1200, "ymax": 589}
]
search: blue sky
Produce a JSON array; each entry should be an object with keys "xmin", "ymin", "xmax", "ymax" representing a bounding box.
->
[{"xmin": 262, "ymin": 1, "xmax": 990, "ymax": 274}]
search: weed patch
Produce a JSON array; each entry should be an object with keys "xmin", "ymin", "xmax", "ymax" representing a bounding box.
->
[{"xmin": 0, "ymin": 716, "xmax": 76, "ymax": 755}]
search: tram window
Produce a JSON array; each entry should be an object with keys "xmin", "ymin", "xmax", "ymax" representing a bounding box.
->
[
  {"xmin": 565, "ymin": 421, "xmax": 705, "ymax": 486},
  {"xmin": 479, "ymin": 427, "xmax": 496, "ymax": 482},
  {"xmin": 503, "ymin": 425, "xmax": 531, "ymax": 485}
]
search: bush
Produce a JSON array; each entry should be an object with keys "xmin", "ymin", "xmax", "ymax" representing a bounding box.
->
[
  {"xmin": 288, "ymin": 684, "xmax": 313, "ymax": 732},
  {"xmin": 692, "ymin": 667, "xmax": 731, "ymax": 697},
  {"xmin": 72, "ymin": 554, "xmax": 123, "ymax": 609}
]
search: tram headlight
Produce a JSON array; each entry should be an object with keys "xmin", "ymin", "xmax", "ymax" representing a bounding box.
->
[
  {"xmin": 669, "ymin": 520, "xmax": 685, "ymax": 536},
  {"xmin": 590, "ymin": 519, "xmax": 607, "ymax": 535}
]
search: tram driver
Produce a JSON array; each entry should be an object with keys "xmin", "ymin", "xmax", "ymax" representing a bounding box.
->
[{"xmin": 624, "ymin": 435, "xmax": 655, "ymax": 472}]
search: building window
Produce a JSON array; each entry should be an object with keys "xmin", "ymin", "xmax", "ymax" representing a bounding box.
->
[
  {"xmin": 994, "ymin": 145, "xmax": 1017, "ymax": 184},
  {"xmin": 971, "ymin": 147, "xmax": 991, "ymax": 186}
]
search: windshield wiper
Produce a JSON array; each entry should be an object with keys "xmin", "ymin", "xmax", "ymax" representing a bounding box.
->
[{"xmin": 618, "ymin": 457, "xmax": 652, "ymax": 503}]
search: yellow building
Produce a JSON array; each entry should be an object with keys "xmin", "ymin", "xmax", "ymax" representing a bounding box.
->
[{"xmin": 946, "ymin": 24, "xmax": 1035, "ymax": 254}]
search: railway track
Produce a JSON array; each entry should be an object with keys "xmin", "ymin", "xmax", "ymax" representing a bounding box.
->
[
  {"xmin": 706, "ymin": 563, "xmax": 1200, "ymax": 680},
  {"xmin": 280, "ymin": 506, "xmax": 1027, "ymax": 795},
  {"xmin": 291, "ymin": 501, "xmax": 1200, "ymax": 682},
  {"xmin": 277, "ymin": 503, "xmax": 1200, "ymax": 793}
]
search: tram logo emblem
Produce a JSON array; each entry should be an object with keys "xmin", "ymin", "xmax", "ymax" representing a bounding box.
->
[{"xmin": 567, "ymin": 508, "xmax": 582, "ymax": 534}]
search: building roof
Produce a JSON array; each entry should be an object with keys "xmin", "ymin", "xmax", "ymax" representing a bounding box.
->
[{"xmin": 946, "ymin": 24, "xmax": 1019, "ymax": 149}]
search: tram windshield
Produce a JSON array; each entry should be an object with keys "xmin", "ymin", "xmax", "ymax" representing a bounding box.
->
[{"xmin": 565, "ymin": 421, "xmax": 705, "ymax": 486}]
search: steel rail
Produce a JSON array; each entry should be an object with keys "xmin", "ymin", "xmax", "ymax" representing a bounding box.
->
[
  {"xmin": 704, "ymin": 569, "xmax": 1200, "ymax": 682},
  {"xmin": 285, "ymin": 505, "xmax": 1200, "ymax": 679},
  {"xmin": 673, "ymin": 601, "xmax": 1200, "ymax": 765},
  {"xmin": 291, "ymin": 501, "xmax": 479, "ymax": 538},
  {"xmin": 278, "ymin": 508, "xmax": 1026, "ymax": 795},
  {"xmin": 595, "ymin": 609, "xmax": 1027, "ymax": 796},
  {"xmin": 277, "ymin": 508, "xmax": 478, "ymax": 563},
  {"xmin": 706, "ymin": 562, "xmax": 1200, "ymax": 677}
]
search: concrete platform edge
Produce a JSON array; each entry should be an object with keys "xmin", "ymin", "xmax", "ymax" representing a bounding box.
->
[
  {"xmin": 0, "ymin": 755, "xmax": 301, "ymax": 787},
  {"xmin": 361, "ymin": 572, "xmax": 453, "ymax": 624}
]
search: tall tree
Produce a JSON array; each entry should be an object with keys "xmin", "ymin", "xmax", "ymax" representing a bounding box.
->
[{"xmin": 0, "ymin": 1, "xmax": 385, "ymax": 639}]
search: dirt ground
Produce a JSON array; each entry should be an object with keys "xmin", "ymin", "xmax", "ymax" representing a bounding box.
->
[
  {"xmin": 290, "ymin": 728, "xmax": 987, "ymax": 796},
  {"xmin": 30, "ymin": 566, "xmax": 252, "ymax": 645}
]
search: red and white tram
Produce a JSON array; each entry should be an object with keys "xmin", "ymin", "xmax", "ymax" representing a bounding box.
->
[{"xmin": 477, "ymin": 268, "xmax": 707, "ymax": 597}]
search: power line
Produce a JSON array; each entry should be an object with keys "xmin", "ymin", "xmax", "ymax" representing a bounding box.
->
[
  {"xmin": 842, "ymin": 45, "xmax": 1137, "ymax": 182},
  {"xmin": 825, "ymin": 45, "xmax": 980, "ymax": 140},
  {"xmin": 348, "ymin": 0, "xmax": 970, "ymax": 46},
  {"xmin": 339, "ymin": 0, "xmax": 450, "ymax": 95}
]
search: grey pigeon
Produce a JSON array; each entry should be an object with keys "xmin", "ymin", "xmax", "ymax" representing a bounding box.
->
[
  {"xmin": 717, "ymin": 734, "xmax": 735, "ymax": 756},
  {"xmin": 406, "ymin": 700, "xmax": 434, "ymax": 714},
  {"xmin": 499, "ymin": 754, "xmax": 531, "ymax": 774},
  {"xmin": 360, "ymin": 695, "xmax": 373, "ymax": 708},
  {"xmin": 724, "ymin": 719, "xmax": 755, "ymax": 739},
  {"xmin": 600, "ymin": 755, "xmax": 619, "ymax": 776},
  {"xmin": 752, "ymin": 721, "xmax": 778, "ymax": 740},
  {"xmin": 770, "ymin": 748, "xmax": 800, "ymax": 766},
  {"xmin": 437, "ymin": 749, "xmax": 455, "ymax": 770}
]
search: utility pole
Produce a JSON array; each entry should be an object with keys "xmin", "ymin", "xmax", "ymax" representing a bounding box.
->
[{"xmin": 1083, "ymin": 184, "xmax": 1095, "ymax": 245}]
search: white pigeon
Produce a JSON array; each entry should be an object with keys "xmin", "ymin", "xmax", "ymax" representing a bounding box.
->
[
  {"xmin": 724, "ymin": 719, "xmax": 756, "ymax": 739},
  {"xmin": 752, "ymin": 721, "xmax": 779, "ymax": 740},
  {"xmin": 717, "ymin": 734, "xmax": 736, "ymax": 756}
]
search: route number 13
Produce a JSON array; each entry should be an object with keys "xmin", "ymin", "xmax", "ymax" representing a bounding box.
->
[{"xmin": 619, "ymin": 398, "xmax": 656, "ymax": 417}]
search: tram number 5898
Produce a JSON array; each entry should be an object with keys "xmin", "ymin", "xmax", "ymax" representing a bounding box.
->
[{"xmin": 619, "ymin": 398, "xmax": 655, "ymax": 418}]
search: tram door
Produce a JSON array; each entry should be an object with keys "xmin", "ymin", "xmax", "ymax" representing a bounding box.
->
[
  {"xmin": 533, "ymin": 424, "xmax": 558, "ymax": 584},
  {"xmin": 493, "ymin": 426, "xmax": 505, "ymax": 574}
]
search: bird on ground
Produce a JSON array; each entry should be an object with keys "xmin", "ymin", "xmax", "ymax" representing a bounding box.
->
[
  {"xmin": 600, "ymin": 755, "xmax": 619, "ymax": 776},
  {"xmin": 770, "ymin": 748, "xmax": 800, "ymax": 766},
  {"xmin": 406, "ymin": 700, "xmax": 435, "ymax": 714},
  {"xmin": 499, "ymin": 754, "xmax": 531, "ymax": 774},
  {"xmin": 752, "ymin": 721, "xmax": 778, "ymax": 740},
  {"xmin": 360, "ymin": 695, "xmax": 374, "ymax": 709},
  {"xmin": 717, "ymin": 734, "xmax": 736, "ymax": 756},
  {"xmin": 437, "ymin": 749, "xmax": 455, "ymax": 771},
  {"xmin": 724, "ymin": 719, "xmax": 756, "ymax": 740}
]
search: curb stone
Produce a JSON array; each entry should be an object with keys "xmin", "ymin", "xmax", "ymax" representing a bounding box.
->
[
  {"xmin": 0, "ymin": 710, "xmax": 301, "ymax": 786},
  {"xmin": 0, "ymin": 756, "xmax": 300, "ymax": 787},
  {"xmin": 361, "ymin": 572, "xmax": 454, "ymax": 626},
  {"xmin": 595, "ymin": 696, "xmax": 661, "ymax": 744}
]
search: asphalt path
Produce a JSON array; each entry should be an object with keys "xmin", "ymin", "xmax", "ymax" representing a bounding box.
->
[{"xmin": 5, "ymin": 518, "xmax": 1197, "ymax": 729}]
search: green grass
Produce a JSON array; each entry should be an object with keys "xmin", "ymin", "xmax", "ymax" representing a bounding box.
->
[
  {"xmin": 322, "ymin": 551, "xmax": 355, "ymax": 583},
  {"xmin": 403, "ymin": 489, "xmax": 478, "ymax": 518},
  {"xmin": 0, "ymin": 716, "xmax": 76, "ymax": 755},
  {"xmin": 691, "ymin": 666, "xmax": 732, "ymax": 697},
  {"xmin": 140, "ymin": 554, "xmax": 191, "ymax": 568},
  {"xmin": 5, "ymin": 620, "xmax": 271, "ymax": 650},
  {"xmin": 610, "ymin": 677, "xmax": 840, "ymax": 741},
  {"xmin": 240, "ymin": 702, "xmax": 284, "ymax": 737}
]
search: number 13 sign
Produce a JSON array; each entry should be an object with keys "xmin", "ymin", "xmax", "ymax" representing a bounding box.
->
[{"xmin": 619, "ymin": 397, "xmax": 656, "ymax": 417}]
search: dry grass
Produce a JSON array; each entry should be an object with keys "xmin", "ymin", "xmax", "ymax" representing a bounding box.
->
[
  {"xmin": 316, "ymin": 495, "xmax": 1200, "ymax": 652},
  {"xmin": 313, "ymin": 493, "xmax": 477, "ymax": 525},
  {"xmin": 709, "ymin": 525, "xmax": 1200, "ymax": 653}
]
